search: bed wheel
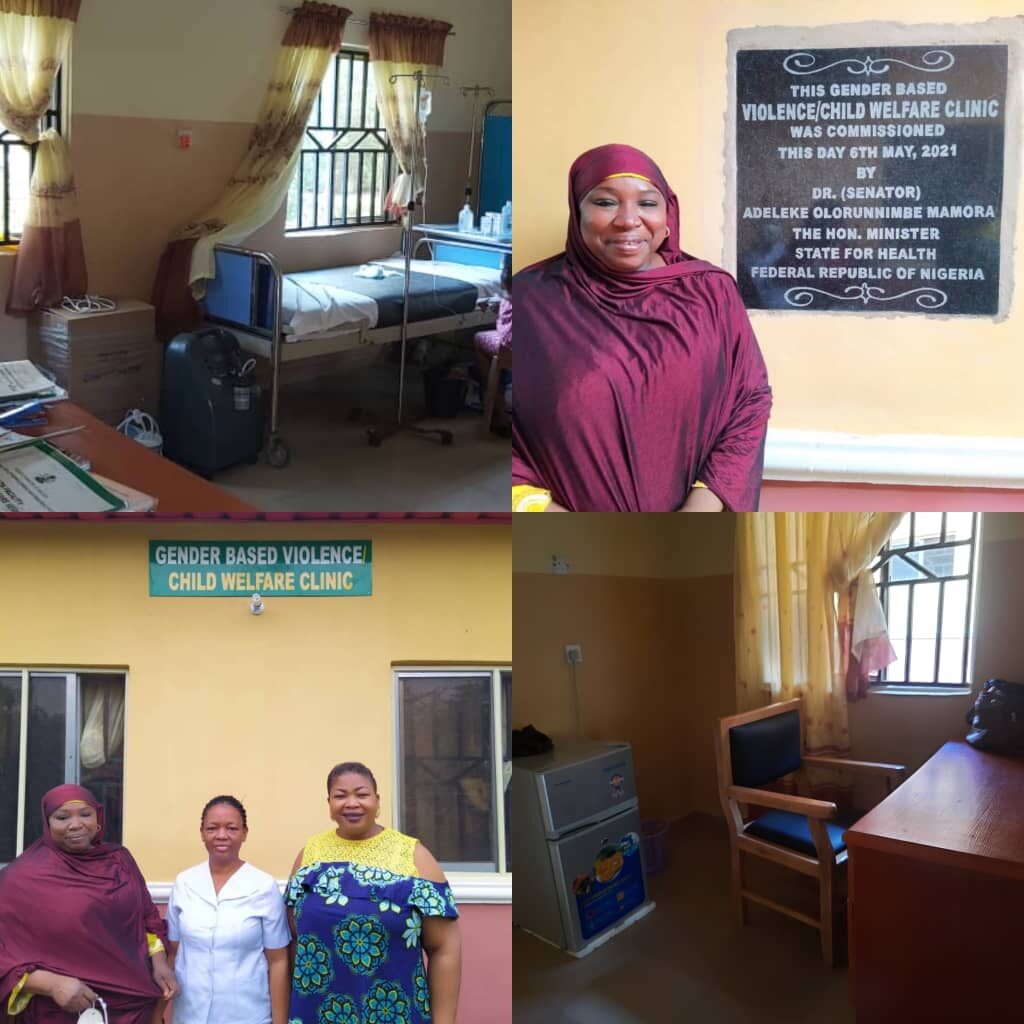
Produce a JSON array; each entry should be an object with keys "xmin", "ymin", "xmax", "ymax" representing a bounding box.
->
[
  {"xmin": 266, "ymin": 435, "xmax": 291, "ymax": 468},
  {"xmin": 367, "ymin": 428, "xmax": 382, "ymax": 447}
]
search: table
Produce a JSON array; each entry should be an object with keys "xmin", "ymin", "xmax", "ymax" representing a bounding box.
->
[
  {"xmin": 20, "ymin": 401, "xmax": 259, "ymax": 514},
  {"xmin": 415, "ymin": 223, "xmax": 512, "ymax": 254},
  {"xmin": 845, "ymin": 741, "xmax": 1024, "ymax": 1022}
]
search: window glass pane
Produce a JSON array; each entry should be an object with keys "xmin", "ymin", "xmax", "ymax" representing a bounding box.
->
[
  {"xmin": 79, "ymin": 674, "xmax": 125, "ymax": 845},
  {"xmin": 890, "ymin": 555, "xmax": 927, "ymax": 583},
  {"xmin": 885, "ymin": 586, "xmax": 909, "ymax": 683},
  {"xmin": 0, "ymin": 674, "xmax": 21, "ymax": 862},
  {"xmin": 501, "ymin": 670, "xmax": 510, "ymax": 873},
  {"xmin": 8, "ymin": 144, "xmax": 31, "ymax": 238},
  {"xmin": 889, "ymin": 513, "xmax": 912, "ymax": 547},
  {"xmin": 909, "ymin": 581, "xmax": 940, "ymax": 682},
  {"xmin": 400, "ymin": 673, "xmax": 494, "ymax": 869},
  {"xmin": 913, "ymin": 512, "xmax": 943, "ymax": 545},
  {"xmin": 918, "ymin": 546, "xmax": 955, "ymax": 578},
  {"xmin": 939, "ymin": 579, "xmax": 970, "ymax": 684},
  {"xmin": 944, "ymin": 513, "xmax": 974, "ymax": 543},
  {"xmin": 24, "ymin": 674, "xmax": 68, "ymax": 849}
]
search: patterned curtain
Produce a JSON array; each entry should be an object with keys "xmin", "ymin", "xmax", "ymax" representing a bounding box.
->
[
  {"xmin": 151, "ymin": 1, "xmax": 349, "ymax": 337},
  {"xmin": 734, "ymin": 513, "xmax": 903, "ymax": 755},
  {"xmin": 0, "ymin": 0, "xmax": 85, "ymax": 312},
  {"xmin": 368, "ymin": 13, "xmax": 451, "ymax": 218}
]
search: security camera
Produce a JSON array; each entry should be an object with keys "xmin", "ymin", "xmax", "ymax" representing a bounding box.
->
[{"xmin": 250, "ymin": 593, "xmax": 264, "ymax": 616}]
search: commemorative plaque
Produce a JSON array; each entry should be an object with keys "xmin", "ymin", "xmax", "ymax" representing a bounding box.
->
[{"xmin": 734, "ymin": 44, "xmax": 1007, "ymax": 315}]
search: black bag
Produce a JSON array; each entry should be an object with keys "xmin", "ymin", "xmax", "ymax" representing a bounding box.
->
[
  {"xmin": 965, "ymin": 679, "xmax": 1024, "ymax": 755},
  {"xmin": 511, "ymin": 724, "xmax": 553, "ymax": 758}
]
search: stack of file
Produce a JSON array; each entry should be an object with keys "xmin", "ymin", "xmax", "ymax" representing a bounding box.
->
[{"xmin": 0, "ymin": 360, "xmax": 68, "ymax": 408}]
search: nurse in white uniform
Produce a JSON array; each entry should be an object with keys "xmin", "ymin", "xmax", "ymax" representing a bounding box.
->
[{"xmin": 167, "ymin": 795, "xmax": 290, "ymax": 1024}]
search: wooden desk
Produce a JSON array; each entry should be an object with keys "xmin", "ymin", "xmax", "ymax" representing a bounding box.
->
[
  {"xmin": 21, "ymin": 401, "xmax": 259, "ymax": 514},
  {"xmin": 845, "ymin": 741, "xmax": 1024, "ymax": 1022}
]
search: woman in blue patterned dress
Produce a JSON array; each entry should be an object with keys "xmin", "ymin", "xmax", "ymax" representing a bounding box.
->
[{"xmin": 285, "ymin": 762, "xmax": 461, "ymax": 1024}]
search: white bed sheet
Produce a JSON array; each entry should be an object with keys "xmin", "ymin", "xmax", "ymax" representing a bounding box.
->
[{"xmin": 282, "ymin": 258, "xmax": 505, "ymax": 341}]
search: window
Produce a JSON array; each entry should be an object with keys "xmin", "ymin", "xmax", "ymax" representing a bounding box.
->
[
  {"xmin": 0, "ymin": 670, "xmax": 125, "ymax": 862},
  {"xmin": 396, "ymin": 668, "xmax": 510, "ymax": 873},
  {"xmin": 871, "ymin": 513, "xmax": 979, "ymax": 687},
  {"xmin": 0, "ymin": 70, "xmax": 62, "ymax": 244},
  {"xmin": 286, "ymin": 50, "xmax": 395, "ymax": 231}
]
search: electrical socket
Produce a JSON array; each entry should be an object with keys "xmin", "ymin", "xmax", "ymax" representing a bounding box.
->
[
  {"xmin": 552, "ymin": 554, "xmax": 570, "ymax": 575},
  {"xmin": 564, "ymin": 644, "xmax": 583, "ymax": 664}
]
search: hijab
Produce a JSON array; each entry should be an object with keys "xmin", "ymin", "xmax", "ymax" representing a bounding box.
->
[{"xmin": 0, "ymin": 785, "xmax": 165, "ymax": 1010}]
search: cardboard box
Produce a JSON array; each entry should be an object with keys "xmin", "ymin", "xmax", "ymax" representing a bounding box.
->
[{"xmin": 29, "ymin": 300, "xmax": 162, "ymax": 426}]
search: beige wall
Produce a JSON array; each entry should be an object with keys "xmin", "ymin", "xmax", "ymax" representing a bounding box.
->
[
  {"xmin": 512, "ymin": 513, "xmax": 736, "ymax": 578},
  {"xmin": 512, "ymin": 0, "xmax": 1024, "ymax": 438},
  {"xmin": 513, "ymin": 514, "xmax": 738, "ymax": 822},
  {"xmin": 514, "ymin": 512, "xmax": 1024, "ymax": 822},
  {"xmin": 63, "ymin": 0, "xmax": 509, "ymax": 298}
]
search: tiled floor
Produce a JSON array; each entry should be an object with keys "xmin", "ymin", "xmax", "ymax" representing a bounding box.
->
[
  {"xmin": 513, "ymin": 815, "xmax": 855, "ymax": 1024},
  {"xmin": 213, "ymin": 356, "xmax": 510, "ymax": 511}
]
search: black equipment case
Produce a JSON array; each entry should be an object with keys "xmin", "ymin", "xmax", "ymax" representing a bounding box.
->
[{"xmin": 160, "ymin": 328, "xmax": 264, "ymax": 477}]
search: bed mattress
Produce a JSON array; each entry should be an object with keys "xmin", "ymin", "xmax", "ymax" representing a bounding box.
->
[{"xmin": 283, "ymin": 258, "xmax": 503, "ymax": 341}]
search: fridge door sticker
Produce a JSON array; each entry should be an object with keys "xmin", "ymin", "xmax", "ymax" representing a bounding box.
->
[
  {"xmin": 572, "ymin": 831, "xmax": 645, "ymax": 941},
  {"xmin": 605, "ymin": 763, "xmax": 626, "ymax": 800}
]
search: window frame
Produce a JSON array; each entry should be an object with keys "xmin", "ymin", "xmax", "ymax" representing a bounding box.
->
[
  {"xmin": 393, "ymin": 666, "xmax": 510, "ymax": 877},
  {"xmin": 869, "ymin": 513, "xmax": 981, "ymax": 690},
  {"xmin": 0, "ymin": 666, "xmax": 126, "ymax": 862},
  {"xmin": 286, "ymin": 47, "xmax": 396, "ymax": 233},
  {"xmin": 0, "ymin": 68, "xmax": 63, "ymax": 245}
]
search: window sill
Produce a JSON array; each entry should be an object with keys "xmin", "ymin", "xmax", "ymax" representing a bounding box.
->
[
  {"xmin": 148, "ymin": 872, "xmax": 512, "ymax": 906},
  {"xmin": 764, "ymin": 427, "xmax": 1024, "ymax": 489},
  {"xmin": 869, "ymin": 685, "xmax": 972, "ymax": 697},
  {"xmin": 284, "ymin": 223, "xmax": 398, "ymax": 239}
]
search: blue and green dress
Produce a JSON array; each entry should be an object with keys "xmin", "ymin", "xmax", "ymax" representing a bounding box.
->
[{"xmin": 286, "ymin": 827, "xmax": 458, "ymax": 1024}]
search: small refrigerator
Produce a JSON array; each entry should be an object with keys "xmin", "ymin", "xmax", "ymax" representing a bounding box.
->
[{"xmin": 512, "ymin": 738, "xmax": 654, "ymax": 955}]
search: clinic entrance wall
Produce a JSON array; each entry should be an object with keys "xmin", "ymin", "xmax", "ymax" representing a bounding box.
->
[{"xmin": 1, "ymin": 519, "xmax": 512, "ymax": 1024}]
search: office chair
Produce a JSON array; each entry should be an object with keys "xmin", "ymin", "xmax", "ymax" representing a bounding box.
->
[{"xmin": 715, "ymin": 697, "xmax": 905, "ymax": 965}]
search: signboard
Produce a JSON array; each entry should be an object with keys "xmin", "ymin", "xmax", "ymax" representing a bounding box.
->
[
  {"xmin": 734, "ymin": 43, "xmax": 1007, "ymax": 315},
  {"xmin": 149, "ymin": 541, "xmax": 372, "ymax": 596}
]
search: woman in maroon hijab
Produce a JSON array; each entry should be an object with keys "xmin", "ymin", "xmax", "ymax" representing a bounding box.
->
[
  {"xmin": 0, "ymin": 785, "xmax": 178, "ymax": 1023},
  {"xmin": 512, "ymin": 143, "xmax": 772, "ymax": 511}
]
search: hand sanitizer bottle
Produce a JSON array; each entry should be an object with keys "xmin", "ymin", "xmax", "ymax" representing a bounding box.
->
[{"xmin": 458, "ymin": 201, "xmax": 474, "ymax": 233}]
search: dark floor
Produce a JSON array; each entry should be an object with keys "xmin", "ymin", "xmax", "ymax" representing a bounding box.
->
[{"xmin": 513, "ymin": 815, "xmax": 855, "ymax": 1024}]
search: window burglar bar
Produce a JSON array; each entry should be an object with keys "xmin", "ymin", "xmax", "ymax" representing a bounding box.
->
[
  {"xmin": 870, "ymin": 513, "xmax": 978, "ymax": 686},
  {"xmin": 287, "ymin": 51, "xmax": 395, "ymax": 231},
  {"xmin": 0, "ymin": 70, "xmax": 61, "ymax": 244}
]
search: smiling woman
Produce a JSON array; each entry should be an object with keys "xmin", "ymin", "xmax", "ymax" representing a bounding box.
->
[
  {"xmin": 284, "ymin": 763, "xmax": 462, "ymax": 1024},
  {"xmin": 0, "ymin": 785, "xmax": 177, "ymax": 1023},
  {"xmin": 512, "ymin": 143, "xmax": 773, "ymax": 512}
]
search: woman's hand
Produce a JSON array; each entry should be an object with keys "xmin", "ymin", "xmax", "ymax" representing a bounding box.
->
[
  {"xmin": 150, "ymin": 952, "xmax": 179, "ymax": 999},
  {"xmin": 545, "ymin": 500, "xmax": 569, "ymax": 512},
  {"xmin": 681, "ymin": 486, "xmax": 724, "ymax": 512},
  {"xmin": 48, "ymin": 975, "xmax": 99, "ymax": 1013}
]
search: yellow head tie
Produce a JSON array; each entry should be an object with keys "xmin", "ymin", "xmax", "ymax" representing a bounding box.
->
[{"xmin": 601, "ymin": 172, "xmax": 655, "ymax": 184}]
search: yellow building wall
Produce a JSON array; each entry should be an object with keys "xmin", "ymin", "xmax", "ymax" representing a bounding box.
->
[
  {"xmin": 1, "ymin": 522, "xmax": 511, "ymax": 882},
  {"xmin": 512, "ymin": 0, "xmax": 1024, "ymax": 438}
]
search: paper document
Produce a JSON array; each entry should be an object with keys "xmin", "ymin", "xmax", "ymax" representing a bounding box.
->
[
  {"xmin": 0, "ymin": 441, "xmax": 126, "ymax": 512},
  {"xmin": 0, "ymin": 360, "xmax": 66, "ymax": 402}
]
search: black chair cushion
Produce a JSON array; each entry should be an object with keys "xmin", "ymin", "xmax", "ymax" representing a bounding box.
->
[
  {"xmin": 744, "ymin": 809, "xmax": 848, "ymax": 857},
  {"xmin": 729, "ymin": 709, "xmax": 802, "ymax": 788}
]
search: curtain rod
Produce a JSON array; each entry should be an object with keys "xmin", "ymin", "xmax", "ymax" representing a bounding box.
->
[{"xmin": 278, "ymin": 6, "xmax": 456, "ymax": 35}]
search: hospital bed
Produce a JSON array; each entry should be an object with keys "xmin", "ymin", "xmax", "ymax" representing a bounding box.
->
[{"xmin": 203, "ymin": 239, "xmax": 506, "ymax": 466}]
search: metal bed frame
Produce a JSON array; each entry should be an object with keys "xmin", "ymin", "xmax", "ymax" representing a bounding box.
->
[{"xmin": 207, "ymin": 240, "xmax": 499, "ymax": 467}]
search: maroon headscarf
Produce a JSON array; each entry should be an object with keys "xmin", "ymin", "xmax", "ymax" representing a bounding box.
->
[
  {"xmin": 0, "ymin": 785, "xmax": 165, "ymax": 1023},
  {"xmin": 512, "ymin": 143, "xmax": 772, "ymax": 511}
]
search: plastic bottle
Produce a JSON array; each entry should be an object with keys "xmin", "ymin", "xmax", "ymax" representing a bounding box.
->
[
  {"xmin": 458, "ymin": 202, "xmax": 474, "ymax": 233},
  {"xmin": 501, "ymin": 200, "xmax": 512, "ymax": 234}
]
